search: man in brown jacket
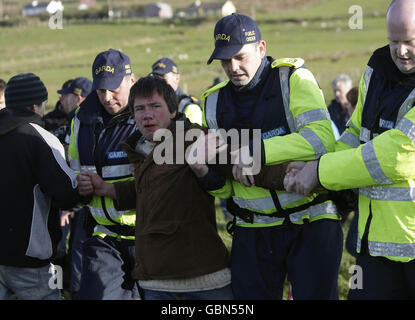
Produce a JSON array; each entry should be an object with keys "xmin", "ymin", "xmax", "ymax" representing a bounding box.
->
[
  {"xmin": 77, "ymin": 76, "xmax": 234, "ymax": 300},
  {"xmin": 78, "ymin": 76, "xmax": 289, "ymax": 299}
]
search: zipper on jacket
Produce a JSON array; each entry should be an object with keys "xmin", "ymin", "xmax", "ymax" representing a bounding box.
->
[{"xmin": 360, "ymin": 201, "xmax": 373, "ymax": 255}]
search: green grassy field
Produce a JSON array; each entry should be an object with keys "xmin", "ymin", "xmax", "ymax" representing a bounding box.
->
[
  {"xmin": 0, "ymin": 0, "xmax": 391, "ymax": 108},
  {"xmin": 0, "ymin": 0, "xmax": 392, "ymax": 300}
]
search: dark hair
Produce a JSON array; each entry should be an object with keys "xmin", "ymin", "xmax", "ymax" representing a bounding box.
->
[
  {"xmin": 0, "ymin": 79, "xmax": 6, "ymax": 92},
  {"xmin": 346, "ymin": 86, "xmax": 359, "ymax": 108},
  {"xmin": 128, "ymin": 76, "xmax": 178, "ymax": 114}
]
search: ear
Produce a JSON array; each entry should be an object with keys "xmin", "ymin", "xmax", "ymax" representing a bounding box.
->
[
  {"xmin": 258, "ymin": 40, "xmax": 266, "ymax": 59},
  {"xmin": 171, "ymin": 110, "xmax": 177, "ymax": 119},
  {"xmin": 130, "ymin": 73, "xmax": 136, "ymax": 86},
  {"xmin": 32, "ymin": 103, "xmax": 44, "ymax": 117}
]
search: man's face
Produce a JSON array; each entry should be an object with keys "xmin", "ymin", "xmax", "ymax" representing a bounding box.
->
[
  {"xmin": 133, "ymin": 91, "xmax": 176, "ymax": 141},
  {"xmin": 60, "ymin": 93, "xmax": 79, "ymax": 114},
  {"xmin": 387, "ymin": 13, "xmax": 415, "ymax": 74},
  {"xmin": 0, "ymin": 91, "xmax": 5, "ymax": 110},
  {"xmin": 332, "ymin": 81, "xmax": 352, "ymax": 108},
  {"xmin": 154, "ymin": 72, "xmax": 180, "ymax": 92},
  {"xmin": 220, "ymin": 41, "xmax": 266, "ymax": 87},
  {"xmin": 97, "ymin": 75, "xmax": 134, "ymax": 115}
]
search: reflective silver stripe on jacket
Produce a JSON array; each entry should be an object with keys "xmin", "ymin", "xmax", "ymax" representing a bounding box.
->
[
  {"xmin": 94, "ymin": 224, "xmax": 115, "ymax": 236},
  {"xmin": 299, "ymin": 128, "xmax": 327, "ymax": 159},
  {"xmin": 396, "ymin": 117, "xmax": 415, "ymax": 144},
  {"xmin": 397, "ymin": 88, "xmax": 415, "ymax": 123},
  {"xmin": 361, "ymin": 66, "xmax": 373, "ymax": 108},
  {"xmin": 205, "ymin": 91, "xmax": 220, "ymax": 129},
  {"xmin": 69, "ymin": 116, "xmax": 81, "ymax": 173},
  {"xmin": 360, "ymin": 126, "xmax": 371, "ymax": 143},
  {"xmin": 233, "ymin": 192, "xmax": 305, "ymax": 211},
  {"xmin": 279, "ymin": 66, "xmax": 296, "ymax": 132},
  {"xmin": 359, "ymin": 186, "xmax": 415, "ymax": 201},
  {"xmin": 233, "ymin": 196, "xmax": 275, "ymax": 211},
  {"xmin": 346, "ymin": 118, "xmax": 359, "ymax": 132},
  {"xmin": 294, "ymin": 109, "xmax": 330, "ymax": 130},
  {"xmin": 236, "ymin": 214, "xmax": 285, "ymax": 225},
  {"xmin": 89, "ymin": 206, "xmax": 132, "ymax": 220},
  {"xmin": 80, "ymin": 165, "xmax": 96, "ymax": 173},
  {"xmin": 288, "ymin": 201, "xmax": 338, "ymax": 223},
  {"xmin": 79, "ymin": 164, "xmax": 131, "ymax": 179},
  {"xmin": 236, "ymin": 201, "xmax": 338, "ymax": 225},
  {"xmin": 357, "ymin": 67, "xmax": 374, "ymax": 144},
  {"xmin": 339, "ymin": 131, "xmax": 360, "ymax": 148},
  {"xmin": 102, "ymin": 164, "xmax": 132, "ymax": 179},
  {"xmin": 357, "ymin": 233, "xmax": 415, "ymax": 258},
  {"xmin": 361, "ymin": 140, "xmax": 393, "ymax": 185}
]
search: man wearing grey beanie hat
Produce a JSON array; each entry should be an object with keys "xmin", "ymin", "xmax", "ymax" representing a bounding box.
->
[{"xmin": 0, "ymin": 72, "xmax": 84, "ymax": 300}]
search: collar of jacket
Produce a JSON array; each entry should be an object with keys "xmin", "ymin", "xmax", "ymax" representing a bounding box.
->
[
  {"xmin": 121, "ymin": 112, "xmax": 190, "ymax": 159},
  {"xmin": 175, "ymin": 86, "xmax": 185, "ymax": 98},
  {"xmin": 230, "ymin": 56, "xmax": 271, "ymax": 93},
  {"xmin": 368, "ymin": 45, "xmax": 415, "ymax": 85},
  {"xmin": 76, "ymin": 91, "xmax": 132, "ymax": 126},
  {"xmin": 0, "ymin": 107, "xmax": 44, "ymax": 136}
]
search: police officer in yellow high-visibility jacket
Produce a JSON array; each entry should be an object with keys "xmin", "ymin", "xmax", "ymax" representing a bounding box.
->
[
  {"xmin": 198, "ymin": 13, "xmax": 343, "ymax": 300},
  {"xmin": 150, "ymin": 58, "xmax": 203, "ymax": 125},
  {"xmin": 285, "ymin": 0, "xmax": 415, "ymax": 299},
  {"xmin": 67, "ymin": 49, "xmax": 140, "ymax": 300}
]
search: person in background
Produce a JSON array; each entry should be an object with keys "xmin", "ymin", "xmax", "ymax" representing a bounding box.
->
[
  {"xmin": 151, "ymin": 57, "xmax": 203, "ymax": 125},
  {"xmin": 43, "ymin": 79, "xmax": 73, "ymax": 140},
  {"xmin": 327, "ymin": 73, "xmax": 353, "ymax": 134},
  {"xmin": 346, "ymin": 86, "xmax": 358, "ymax": 117}
]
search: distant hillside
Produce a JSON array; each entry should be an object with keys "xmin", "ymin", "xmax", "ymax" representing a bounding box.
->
[
  {"xmin": 1, "ymin": 0, "xmax": 326, "ymax": 18},
  {"xmin": 233, "ymin": 0, "xmax": 326, "ymax": 14}
]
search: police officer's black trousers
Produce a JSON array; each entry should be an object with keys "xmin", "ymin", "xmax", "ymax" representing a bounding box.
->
[
  {"xmin": 230, "ymin": 219, "xmax": 343, "ymax": 300},
  {"xmin": 348, "ymin": 249, "xmax": 415, "ymax": 300}
]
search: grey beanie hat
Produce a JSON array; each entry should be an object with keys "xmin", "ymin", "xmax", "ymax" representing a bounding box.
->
[{"xmin": 5, "ymin": 73, "xmax": 48, "ymax": 109}]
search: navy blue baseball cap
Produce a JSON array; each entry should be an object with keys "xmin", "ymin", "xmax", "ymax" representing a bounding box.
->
[
  {"xmin": 57, "ymin": 77, "xmax": 92, "ymax": 97},
  {"xmin": 207, "ymin": 13, "xmax": 261, "ymax": 65},
  {"xmin": 151, "ymin": 58, "xmax": 179, "ymax": 75},
  {"xmin": 92, "ymin": 49, "xmax": 132, "ymax": 90}
]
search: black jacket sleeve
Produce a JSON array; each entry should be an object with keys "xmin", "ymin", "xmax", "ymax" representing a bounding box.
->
[{"xmin": 31, "ymin": 124, "xmax": 81, "ymax": 209}]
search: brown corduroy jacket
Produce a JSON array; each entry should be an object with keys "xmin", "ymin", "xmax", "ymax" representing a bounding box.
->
[{"xmin": 113, "ymin": 118, "xmax": 231, "ymax": 280}]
